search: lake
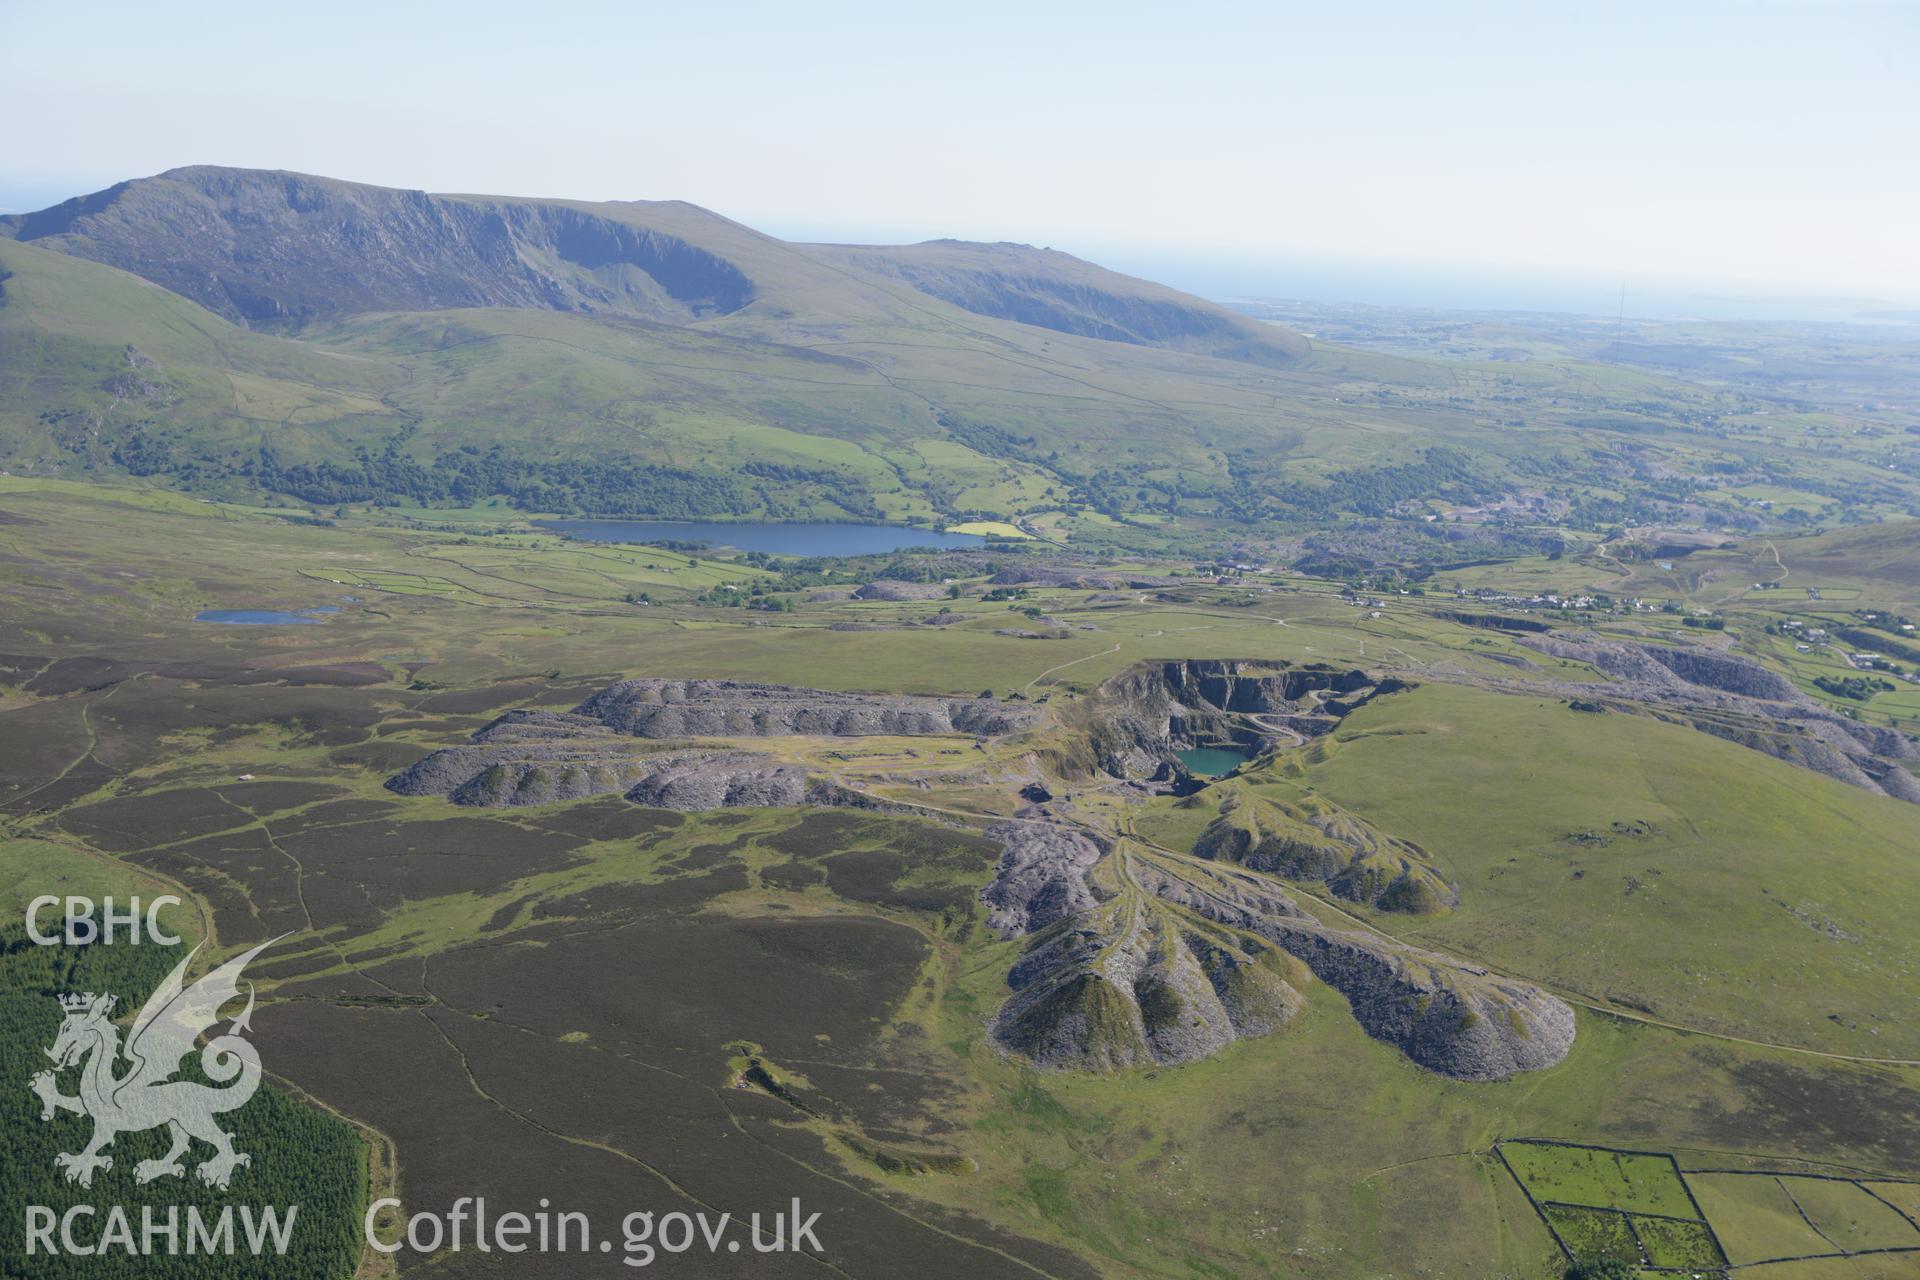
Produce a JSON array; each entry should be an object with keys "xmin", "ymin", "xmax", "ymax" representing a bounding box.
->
[
  {"xmin": 195, "ymin": 607, "xmax": 338, "ymax": 625},
  {"xmin": 536, "ymin": 519, "xmax": 987, "ymax": 556},
  {"xmin": 1175, "ymin": 746, "xmax": 1252, "ymax": 777}
]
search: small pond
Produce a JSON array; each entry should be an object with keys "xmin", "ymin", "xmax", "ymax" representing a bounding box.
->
[
  {"xmin": 1175, "ymin": 746, "xmax": 1252, "ymax": 777},
  {"xmin": 536, "ymin": 519, "xmax": 987, "ymax": 556}
]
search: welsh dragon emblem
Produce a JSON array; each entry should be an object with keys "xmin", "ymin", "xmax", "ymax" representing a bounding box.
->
[{"xmin": 30, "ymin": 938, "xmax": 279, "ymax": 1189}]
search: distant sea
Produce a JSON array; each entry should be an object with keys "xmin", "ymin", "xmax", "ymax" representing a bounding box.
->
[{"xmin": 1086, "ymin": 249, "xmax": 1919, "ymax": 327}]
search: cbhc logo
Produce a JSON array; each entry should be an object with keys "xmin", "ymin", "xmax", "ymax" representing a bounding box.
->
[{"xmin": 25, "ymin": 895, "xmax": 184, "ymax": 945}]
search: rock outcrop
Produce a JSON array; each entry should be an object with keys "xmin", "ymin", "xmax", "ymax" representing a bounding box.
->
[
  {"xmin": 384, "ymin": 689, "xmax": 918, "ymax": 814},
  {"xmin": 992, "ymin": 897, "xmax": 1308, "ymax": 1071},
  {"xmin": 384, "ymin": 711, "xmax": 655, "ymax": 806},
  {"xmin": 851, "ymin": 580, "xmax": 948, "ymax": 602},
  {"xmin": 979, "ymin": 821, "xmax": 1106, "ymax": 935},
  {"xmin": 386, "ymin": 674, "xmax": 1031, "ymax": 812},
  {"xmin": 981, "ymin": 827, "xmax": 1572, "ymax": 1080},
  {"xmin": 1522, "ymin": 634, "xmax": 1920, "ymax": 803},
  {"xmin": 622, "ymin": 752, "xmax": 873, "ymax": 811},
  {"xmin": 576, "ymin": 678, "xmax": 1040, "ymax": 739},
  {"xmin": 1126, "ymin": 856, "xmax": 1573, "ymax": 1080},
  {"xmin": 987, "ymin": 566, "xmax": 1123, "ymax": 589},
  {"xmin": 1068, "ymin": 659, "xmax": 1408, "ymax": 778},
  {"xmin": 1190, "ymin": 785, "xmax": 1457, "ymax": 914}
]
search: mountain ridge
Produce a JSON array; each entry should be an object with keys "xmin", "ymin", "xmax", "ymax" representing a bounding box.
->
[
  {"xmin": 811, "ymin": 238, "xmax": 1309, "ymax": 365},
  {"xmin": 1, "ymin": 165, "xmax": 1308, "ymax": 367}
]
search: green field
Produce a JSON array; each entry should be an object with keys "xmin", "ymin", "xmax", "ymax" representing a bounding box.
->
[{"xmin": 1500, "ymin": 1143, "xmax": 1699, "ymax": 1219}]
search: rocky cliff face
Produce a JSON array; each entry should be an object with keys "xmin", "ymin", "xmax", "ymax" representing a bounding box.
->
[
  {"xmin": 386, "ymin": 678, "xmax": 1037, "ymax": 811},
  {"xmin": 1073, "ymin": 659, "xmax": 1406, "ymax": 778},
  {"xmin": 1125, "ymin": 858, "xmax": 1574, "ymax": 1080},
  {"xmin": 1190, "ymin": 786, "xmax": 1457, "ymax": 914},
  {"xmin": 987, "ymin": 566, "xmax": 1124, "ymax": 589},
  {"xmin": 385, "ymin": 711, "xmax": 652, "ymax": 806},
  {"xmin": 979, "ymin": 825, "xmax": 1574, "ymax": 1080},
  {"xmin": 979, "ymin": 821, "xmax": 1106, "ymax": 935},
  {"xmin": 385, "ymin": 710, "xmax": 778, "ymax": 809},
  {"xmin": 387, "ymin": 724, "xmax": 885, "ymax": 815},
  {"xmin": 850, "ymin": 580, "xmax": 949, "ymax": 601},
  {"xmin": 992, "ymin": 899, "xmax": 1308, "ymax": 1071},
  {"xmin": 622, "ymin": 752, "xmax": 871, "ymax": 811},
  {"xmin": 2, "ymin": 167, "xmax": 756, "ymax": 328},
  {"xmin": 1523, "ymin": 634, "xmax": 1920, "ymax": 803},
  {"xmin": 576, "ymin": 678, "xmax": 1040, "ymax": 739}
]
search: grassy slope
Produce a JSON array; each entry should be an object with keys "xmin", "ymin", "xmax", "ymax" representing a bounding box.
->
[
  {"xmin": 806, "ymin": 238, "xmax": 1313, "ymax": 363},
  {"xmin": 1214, "ymin": 682, "xmax": 1920, "ymax": 1057},
  {"xmin": 0, "ymin": 238, "xmax": 402, "ymax": 467}
]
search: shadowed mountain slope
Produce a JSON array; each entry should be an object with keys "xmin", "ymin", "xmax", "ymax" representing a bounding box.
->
[
  {"xmin": 1, "ymin": 167, "xmax": 1308, "ymax": 370},
  {"xmin": 812, "ymin": 239, "xmax": 1310, "ymax": 366},
  {"xmin": 1, "ymin": 167, "xmax": 758, "ymax": 328}
]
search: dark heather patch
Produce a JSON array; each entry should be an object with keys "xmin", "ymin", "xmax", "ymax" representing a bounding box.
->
[
  {"xmin": 0, "ymin": 754, "xmax": 118, "ymax": 816},
  {"xmin": 531, "ymin": 862, "xmax": 752, "ymax": 923},
  {"xmin": 257, "ymin": 982, "xmax": 1093, "ymax": 1280},
  {"xmin": 233, "ymin": 662, "xmax": 392, "ymax": 687},
  {"xmin": 24, "ymin": 655, "xmax": 142, "ymax": 696},
  {"xmin": 60, "ymin": 787, "xmax": 249, "ymax": 851},
  {"xmin": 0, "ymin": 698, "xmax": 96, "ymax": 789},
  {"xmin": 360, "ymin": 956, "xmax": 433, "ymax": 999},
  {"xmin": 342, "ymin": 941, "xmax": 411, "ymax": 965},
  {"xmin": 518, "ymin": 796, "xmax": 685, "ymax": 842},
  {"xmin": 1696, "ymin": 1055, "xmax": 1920, "ymax": 1172},
  {"xmin": 413, "ymin": 682, "xmax": 551, "ymax": 714},
  {"xmin": 0, "ymin": 652, "xmax": 52, "ymax": 682},
  {"xmin": 129, "ymin": 829, "xmax": 290, "ymax": 943},
  {"xmin": 274, "ymin": 817, "xmax": 585, "ymax": 901},
  {"xmin": 152, "ymin": 661, "xmax": 252, "ymax": 683},
  {"xmin": 90, "ymin": 681, "xmax": 390, "ymax": 750},
  {"xmin": 330, "ymin": 740, "xmax": 432, "ymax": 772},
  {"xmin": 433, "ymin": 912, "xmax": 926, "ymax": 1062},
  {"xmin": 297, "ymin": 871, "xmax": 386, "ymax": 933},
  {"xmin": 672, "ymin": 833, "xmax": 755, "ymax": 871},
  {"xmin": 822, "ymin": 848, "xmax": 974, "ymax": 914},
  {"xmin": 272, "ymin": 797, "xmax": 406, "ymax": 829},
  {"xmin": 210, "ymin": 780, "xmax": 343, "ymax": 813},
  {"xmin": 481, "ymin": 894, "xmax": 538, "ymax": 932},
  {"xmin": 699, "ymin": 811, "xmax": 756, "ymax": 828},
  {"xmin": 761, "ymin": 809, "xmax": 884, "ymax": 859},
  {"xmin": 761, "ymin": 860, "xmax": 826, "ymax": 890}
]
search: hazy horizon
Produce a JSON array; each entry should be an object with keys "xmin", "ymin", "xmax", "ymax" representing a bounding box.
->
[{"xmin": 5, "ymin": 0, "xmax": 1917, "ymax": 313}]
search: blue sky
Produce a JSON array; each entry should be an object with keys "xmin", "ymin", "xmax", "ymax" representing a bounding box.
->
[{"xmin": 4, "ymin": 0, "xmax": 1916, "ymax": 307}]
